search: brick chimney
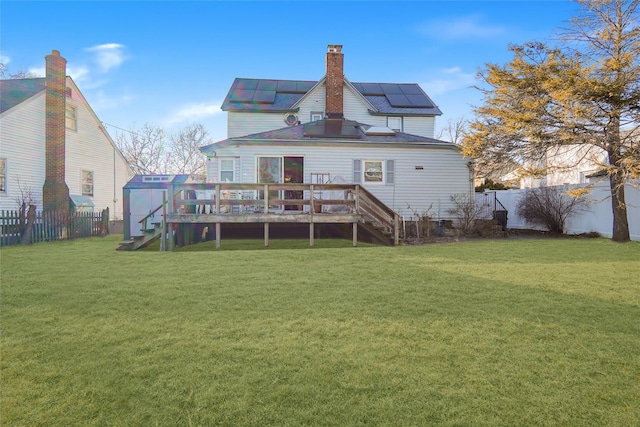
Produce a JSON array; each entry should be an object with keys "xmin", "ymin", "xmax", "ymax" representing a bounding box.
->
[
  {"xmin": 42, "ymin": 50, "xmax": 70, "ymax": 214},
  {"xmin": 325, "ymin": 44, "xmax": 344, "ymax": 119}
]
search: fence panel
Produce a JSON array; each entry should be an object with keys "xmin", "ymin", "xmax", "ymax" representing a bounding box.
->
[{"xmin": 1, "ymin": 208, "xmax": 106, "ymax": 247}]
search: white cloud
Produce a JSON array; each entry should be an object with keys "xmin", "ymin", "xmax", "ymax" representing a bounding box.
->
[
  {"xmin": 418, "ymin": 14, "xmax": 506, "ymax": 40},
  {"xmin": 89, "ymin": 90, "xmax": 134, "ymax": 111},
  {"xmin": 165, "ymin": 102, "xmax": 223, "ymax": 126},
  {"xmin": 422, "ymin": 67, "xmax": 476, "ymax": 96},
  {"xmin": 0, "ymin": 52, "xmax": 10, "ymax": 65},
  {"xmin": 86, "ymin": 43, "xmax": 126, "ymax": 72}
]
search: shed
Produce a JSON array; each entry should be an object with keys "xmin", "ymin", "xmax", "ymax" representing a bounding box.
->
[{"xmin": 123, "ymin": 174, "xmax": 192, "ymax": 240}]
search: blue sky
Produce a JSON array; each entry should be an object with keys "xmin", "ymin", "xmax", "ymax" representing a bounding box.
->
[{"xmin": 1, "ymin": 1, "xmax": 580, "ymax": 143}]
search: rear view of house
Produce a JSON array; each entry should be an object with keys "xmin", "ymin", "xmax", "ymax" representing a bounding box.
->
[
  {"xmin": 201, "ymin": 45, "xmax": 472, "ymax": 220},
  {"xmin": 0, "ymin": 50, "xmax": 133, "ymax": 218}
]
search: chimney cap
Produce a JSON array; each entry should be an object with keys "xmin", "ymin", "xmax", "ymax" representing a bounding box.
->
[
  {"xmin": 51, "ymin": 50, "xmax": 61, "ymax": 56},
  {"xmin": 327, "ymin": 44, "xmax": 342, "ymax": 53}
]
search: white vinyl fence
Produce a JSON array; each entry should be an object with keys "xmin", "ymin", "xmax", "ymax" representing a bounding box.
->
[{"xmin": 478, "ymin": 181, "xmax": 639, "ymax": 241}]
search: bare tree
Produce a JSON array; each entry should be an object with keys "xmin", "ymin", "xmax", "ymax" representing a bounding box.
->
[
  {"xmin": 115, "ymin": 123, "xmax": 168, "ymax": 175},
  {"xmin": 437, "ymin": 117, "xmax": 469, "ymax": 146},
  {"xmin": 0, "ymin": 63, "xmax": 33, "ymax": 79},
  {"xmin": 166, "ymin": 123, "xmax": 209, "ymax": 180}
]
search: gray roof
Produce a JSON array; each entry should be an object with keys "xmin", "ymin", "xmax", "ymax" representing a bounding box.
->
[
  {"xmin": 0, "ymin": 78, "xmax": 46, "ymax": 113},
  {"xmin": 221, "ymin": 77, "xmax": 443, "ymax": 116},
  {"xmin": 200, "ymin": 119, "xmax": 453, "ymax": 153}
]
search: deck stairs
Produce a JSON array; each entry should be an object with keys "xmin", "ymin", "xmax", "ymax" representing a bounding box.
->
[
  {"xmin": 117, "ymin": 221, "xmax": 163, "ymax": 251},
  {"xmin": 354, "ymin": 186, "xmax": 398, "ymax": 246}
]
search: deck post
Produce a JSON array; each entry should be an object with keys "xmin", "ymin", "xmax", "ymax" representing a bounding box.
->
[
  {"xmin": 215, "ymin": 223, "xmax": 221, "ymax": 249},
  {"xmin": 353, "ymin": 222, "xmax": 358, "ymax": 247},
  {"xmin": 160, "ymin": 191, "xmax": 167, "ymax": 251},
  {"xmin": 167, "ymin": 184, "xmax": 175, "ymax": 251},
  {"xmin": 309, "ymin": 184, "xmax": 314, "ymax": 247},
  {"xmin": 215, "ymin": 184, "xmax": 221, "ymax": 249},
  {"xmin": 264, "ymin": 223, "xmax": 269, "ymax": 247},
  {"xmin": 394, "ymin": 213, "xmax": 400, "ymax": 246}
]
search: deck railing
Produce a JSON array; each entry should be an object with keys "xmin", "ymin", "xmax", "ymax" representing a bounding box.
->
[{"xmin": 159, "ymin": 183, "xmax": 399, "ymax": 248}]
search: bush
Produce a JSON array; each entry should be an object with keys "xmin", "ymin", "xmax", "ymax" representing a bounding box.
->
[
  {"xmin": 516, "ymin": 186, "xmax": 588, "ymax": 233},
  {"xmin": 447, "ymin": 194, "xmax": 484, "ymax": 235}
]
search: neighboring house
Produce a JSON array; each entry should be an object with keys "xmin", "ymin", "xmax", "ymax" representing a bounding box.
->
[
  {"xmin": 201, "ymin": 45, "xmax": 472, "ymax": 219},
  {"xmin": 0, "ymin": 50, "xmax": 133, "ymax": 217}
]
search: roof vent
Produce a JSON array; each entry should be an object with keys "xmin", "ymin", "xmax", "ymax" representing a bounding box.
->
[{"xmin": 284, "ymin": 112, "xmax": 299, "ymax": 126}]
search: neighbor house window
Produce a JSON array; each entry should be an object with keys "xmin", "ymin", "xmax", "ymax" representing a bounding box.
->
[
  {"xmin": 82, "ymin": 170, "xmax": 93, "ymax": 196},
  {"xmin": 311, "ymin": 112, "xmax": 324, "ymax": 122},
  {"xmin": 219, "ymin": 158, "xmax": 236, "ymax": 182},
  {"xmin": 0, "ymin": 158, "xmax": 6, "ymax": 193},
  {"xmin": 387, "ymin": 116, "xmax": 402, "ymax": 132},
  {"xmin": 354, "ymin": 159, "xmax": 395, "ymax": 185},
  {"xmin": 66, "ymin": 105, "xmax": 77, "ymax": 130}
]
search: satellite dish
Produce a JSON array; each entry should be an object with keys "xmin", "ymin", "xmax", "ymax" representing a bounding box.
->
[{"xmin": 284, "ymin": 112, "xmax": 299, "ymax": 126}]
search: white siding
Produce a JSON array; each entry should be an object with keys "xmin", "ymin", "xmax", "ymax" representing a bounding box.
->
[
  {"xmin": 403, "ymin": 116, "xmax": 436, "ymax": 139},
  {"xmin": 208, "ymin": 143, "xmax": 471, "ymax": 220},
  {"xmin": 228, "ymin": 112, "xmax": 286, "ymax": 138},
  {"xmin": 0, "ymin": 78, "xmax": 132, "ymax": 217},
  {"xmin": 0, "ymin": 93, "xmax": 46, "ymax": 211}
]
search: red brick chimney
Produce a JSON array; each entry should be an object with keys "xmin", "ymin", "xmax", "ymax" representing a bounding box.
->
[
  {"xmin": 42, "ymin": 50, "xmax": 70, "ymax": 214},
  {"xmin": 325, "ymin": 44, "xmax": 344, "ymax": 119}
]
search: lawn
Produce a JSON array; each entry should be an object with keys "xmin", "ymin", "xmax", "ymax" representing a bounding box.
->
[{"xmin": 1, "ymin": 235, "xmax": 639, "ymax": 426}]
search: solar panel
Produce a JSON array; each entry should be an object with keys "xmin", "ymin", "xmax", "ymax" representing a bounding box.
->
[
  {"xmin": 230, "ymin": 90, "xmax": 254, "ymax": 102},
  {"xmin": 385, "ymin": 94, "xmax": 412, "ymax": 107},
  {"xmin": 277, "ymin": 80, "xmax": 298, "ymax": 92},
  {"xmin": 356, "ymin": 83, "xmax": 384, "ymax": 95},
  {"xmin": 399, "ymin": 84, "xmax": 424, "ymax": 95},
  {"xmin": 257, "ymin": 80, "xmax": 278, "ymax": 91},
  {"xmin": 252, "ymin": 90, "xmax": 276, "ymax": 103},
  {"xmin": 296, "ymin": 81, "xmax": 316, "ymax": 92},
  {"xmin": 406, "ymin": 94, "xmax": 433, "ymax": 107},
  {"xmin": 380, "ymin": 83, "xmax": 403, "ymax": 95},
  {"xmin": 303, "ymin": 119, "xmax": 361, "ymax": 139},
  {"xmin": 235, "ymin": 79, "xmax": 258, "ymax": 90}
]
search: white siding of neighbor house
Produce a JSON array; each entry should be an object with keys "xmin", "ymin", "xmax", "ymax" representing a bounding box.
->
[
  {"xmin": 0, "ymin": 78, "xmax": 133, "ymax": 217},
  {"xmin": 226, "ymin": 83, "xmax": 437, "ymax": 139},
  {"xmin": 545, "ymin": 144, "xmax": 607, "ymax": 186},
  {"xmin": 206, "ymin": 143, "xmax": 472, "ymax": 220},
  {"xmin": 0, "ymin": 92, "xmax": 46, "ymax": 211}
]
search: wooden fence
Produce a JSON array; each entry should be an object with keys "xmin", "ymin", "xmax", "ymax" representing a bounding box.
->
[{"xmin": 0, "ymin": 206, "xmax": 109, "ymax": 247}]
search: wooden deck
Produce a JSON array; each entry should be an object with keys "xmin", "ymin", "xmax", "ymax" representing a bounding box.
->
[{"xmin": 142, "ymin": 183, "xmax": 399, "ymax": 250}]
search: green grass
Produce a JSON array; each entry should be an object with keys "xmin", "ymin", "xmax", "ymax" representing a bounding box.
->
[{"xmin": 1, "ymin": 236, "xmax": 639, "ymax": 426}]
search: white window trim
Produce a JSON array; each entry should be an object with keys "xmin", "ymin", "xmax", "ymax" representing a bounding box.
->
[
  {"xmin": 82, "ymin": 169, "xmax": 94, "ymax": 197},
  {"xmin": 363, "ymin": 160, "xmax": 385, "ymax": 184},
  {"xmin": 66, "ymin": 105, "xmax": 77, "ymax": 131},
  {"xmin": 218, "ymin": 157, "xmax": 236, "ymax": 183},
  {"xmin": 0, "ymin": 158, "xmax": 7, "ymax": 193},
  {"xmin": 310, "ymin": 111, "xmax": 324, "ymax": 122},
  {"xmin": 387, "ymin": 116, "xmax": 402, "ymax": 132}
]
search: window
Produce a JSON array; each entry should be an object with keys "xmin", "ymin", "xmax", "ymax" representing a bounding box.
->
[
  {"xmin": 82, "ymin": 170, "xmax": 93, "ymax": 196},
  {"xmin": 354, "ymin": 159, "xmax": 395, "ymax": 185},
  {"xmin": 311, "ymin": 112, "xmax": 324, "ymax": 122},
  {"xmin": 364, "ymin": 160, "xmax": 383, "ymax": 183},
  {"xmin": 0, "ymin": 158, "xmax": 6, "ymax": 193},
  {"xmin": 387, "ymin": 116, "xmax": 402, "ymax": 132},
  {"xmin": 219, "ymin": 158, "xmax": 236, "ymax": 182},
  {"xmin": 66, "ymin": 105, "xmax": 77, "ymax": 130}
]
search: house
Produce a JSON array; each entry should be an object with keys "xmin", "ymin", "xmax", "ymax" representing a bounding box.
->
[
  {"xmin": 200, "ymin": 45, "xmax": 472, "ymax": 221},
  {"xmin": 0, "ymin": 50, "xmax": 133, "ymax": 218}
]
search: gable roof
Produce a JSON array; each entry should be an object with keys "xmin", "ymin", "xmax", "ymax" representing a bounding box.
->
[
  {"xmin": 200, "ymin": 119, "xmax": 454, "ymax": 153},
  {"xmin": 0, "ymin": 78, "xmax": 46, "ymax": 113},
  {"xmin": 221, "ymin": 77, "xmax": 442, "ymax": 116}
]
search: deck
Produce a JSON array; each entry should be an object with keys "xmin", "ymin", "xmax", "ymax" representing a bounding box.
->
[{"xmin": 142, "ymin": 183, "xmax": 399, "ymax": 250}]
